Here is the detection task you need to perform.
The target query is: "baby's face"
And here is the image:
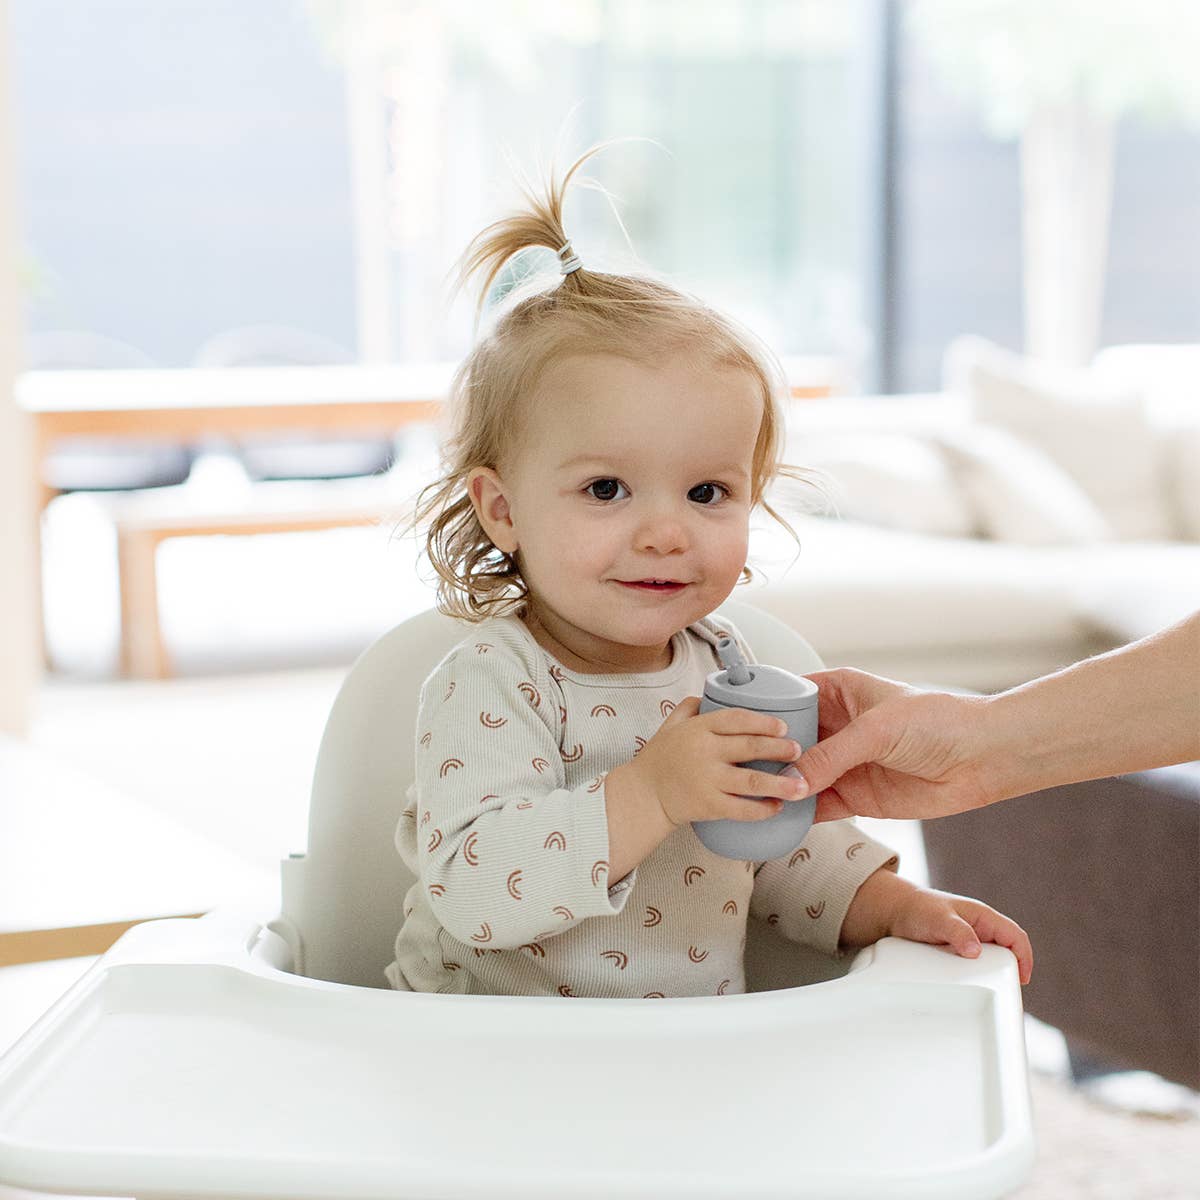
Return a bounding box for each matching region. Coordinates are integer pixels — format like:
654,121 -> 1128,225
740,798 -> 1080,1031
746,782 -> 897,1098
481,351 -> 762,672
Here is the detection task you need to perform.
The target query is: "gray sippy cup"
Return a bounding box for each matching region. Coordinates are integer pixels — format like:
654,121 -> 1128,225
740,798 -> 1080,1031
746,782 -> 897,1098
692,637 -> 818,861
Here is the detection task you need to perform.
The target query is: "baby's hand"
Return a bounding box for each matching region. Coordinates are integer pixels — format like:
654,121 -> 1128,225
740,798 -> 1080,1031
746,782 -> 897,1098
619,695 -> 807,827
890,886 -> 1033,985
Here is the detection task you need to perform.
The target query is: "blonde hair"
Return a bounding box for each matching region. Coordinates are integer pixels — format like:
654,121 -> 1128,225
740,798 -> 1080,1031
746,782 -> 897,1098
410,144 -> 809,622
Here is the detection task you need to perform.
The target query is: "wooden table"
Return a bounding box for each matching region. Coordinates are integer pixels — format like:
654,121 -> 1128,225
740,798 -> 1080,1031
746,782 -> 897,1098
20,363 -> 456,501
19,364 -> 454,675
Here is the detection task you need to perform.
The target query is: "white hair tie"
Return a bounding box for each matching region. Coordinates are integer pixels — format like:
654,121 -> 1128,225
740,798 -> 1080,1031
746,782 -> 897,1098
558,242 -> 582,276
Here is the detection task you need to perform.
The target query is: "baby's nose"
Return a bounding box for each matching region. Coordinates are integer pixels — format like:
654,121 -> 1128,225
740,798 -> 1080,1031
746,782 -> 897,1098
634,510 -> 688,553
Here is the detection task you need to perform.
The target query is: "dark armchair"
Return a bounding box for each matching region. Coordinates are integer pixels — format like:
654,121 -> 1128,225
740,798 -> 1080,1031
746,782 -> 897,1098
921,764 -> 1200,1090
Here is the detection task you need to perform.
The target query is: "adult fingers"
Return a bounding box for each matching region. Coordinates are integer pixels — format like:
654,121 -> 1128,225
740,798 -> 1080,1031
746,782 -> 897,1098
811,787 -> 856,823
791,715 -> 891,799
805,668 -> 908,731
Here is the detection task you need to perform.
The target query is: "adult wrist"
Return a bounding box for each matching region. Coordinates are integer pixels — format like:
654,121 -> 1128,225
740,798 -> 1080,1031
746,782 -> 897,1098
972,690 -> 1039,805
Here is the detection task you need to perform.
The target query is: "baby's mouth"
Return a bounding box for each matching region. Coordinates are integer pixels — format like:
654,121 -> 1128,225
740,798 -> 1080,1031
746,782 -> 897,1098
615,579 -> 689,593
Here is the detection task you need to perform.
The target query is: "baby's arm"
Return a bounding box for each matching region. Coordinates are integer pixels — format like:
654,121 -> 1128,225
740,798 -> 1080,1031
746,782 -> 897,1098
840,869 -> 1034,984
749,821 -> 899,956
411,649 -> 633,950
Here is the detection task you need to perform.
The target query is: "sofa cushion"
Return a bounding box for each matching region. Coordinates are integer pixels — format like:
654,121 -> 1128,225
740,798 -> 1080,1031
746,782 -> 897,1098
1091,344 -> 1200,542
1165,426 -> 1200,541
1066,542 -> 1200,644
748,514 -> 1200,690
798,432 -> 976,538
1091,344 -> 1200,415
748,514 -> 1085,658
935,425 -> 1111,545
944,336 -> 1173,541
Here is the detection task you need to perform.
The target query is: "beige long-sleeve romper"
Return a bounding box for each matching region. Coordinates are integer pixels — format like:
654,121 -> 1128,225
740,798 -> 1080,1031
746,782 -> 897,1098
385,611 -> 898,997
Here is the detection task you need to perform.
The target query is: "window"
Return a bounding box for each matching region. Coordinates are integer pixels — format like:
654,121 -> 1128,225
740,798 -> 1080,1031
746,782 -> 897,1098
15,0 -> 872,376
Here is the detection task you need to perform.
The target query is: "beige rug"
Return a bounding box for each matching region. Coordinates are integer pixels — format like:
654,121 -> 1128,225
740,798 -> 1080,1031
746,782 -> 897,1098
1014,1072 -> 1200,1199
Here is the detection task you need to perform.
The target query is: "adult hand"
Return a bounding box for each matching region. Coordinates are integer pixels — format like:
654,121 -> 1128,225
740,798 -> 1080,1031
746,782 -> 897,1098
792,669 -> 1000,822
793,613 -> 1200,821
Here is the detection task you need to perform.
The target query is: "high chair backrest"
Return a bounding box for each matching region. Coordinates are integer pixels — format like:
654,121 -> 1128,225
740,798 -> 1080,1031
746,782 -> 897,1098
278,599 -> 844,991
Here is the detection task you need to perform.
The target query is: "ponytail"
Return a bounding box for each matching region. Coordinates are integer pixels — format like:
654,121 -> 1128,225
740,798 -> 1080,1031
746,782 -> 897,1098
455,146 -> 600,315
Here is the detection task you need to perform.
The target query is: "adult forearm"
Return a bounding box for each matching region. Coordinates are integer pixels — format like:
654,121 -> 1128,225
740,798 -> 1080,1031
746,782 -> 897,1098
603,761 -> 676,884
981,611 -> 1200,801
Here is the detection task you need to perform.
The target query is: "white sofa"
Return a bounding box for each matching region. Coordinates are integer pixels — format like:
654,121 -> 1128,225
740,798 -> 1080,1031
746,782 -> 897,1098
747,341 -> 1200,692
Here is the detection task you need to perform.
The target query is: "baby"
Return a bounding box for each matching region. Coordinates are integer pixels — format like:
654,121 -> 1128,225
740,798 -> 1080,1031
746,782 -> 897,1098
386,147 -> 1032,998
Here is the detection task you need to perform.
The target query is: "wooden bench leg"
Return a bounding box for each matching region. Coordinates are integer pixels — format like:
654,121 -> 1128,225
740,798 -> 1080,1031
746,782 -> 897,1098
108,504 -> 411,678
33,483 -> 60,672
117,529 -> 170,679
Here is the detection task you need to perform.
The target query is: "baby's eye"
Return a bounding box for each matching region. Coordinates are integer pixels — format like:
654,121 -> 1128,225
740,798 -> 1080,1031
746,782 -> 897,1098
688,482 -> 729,506
585,478 -> 629,502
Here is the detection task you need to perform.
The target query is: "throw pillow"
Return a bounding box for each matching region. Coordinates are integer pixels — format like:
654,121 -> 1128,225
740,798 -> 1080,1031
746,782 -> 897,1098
934,425 -> 1111,545
944,336 -> 1172,541
798,432 -> 976,538
1164,424 -> 1200,542
1093,344 -> 1200,541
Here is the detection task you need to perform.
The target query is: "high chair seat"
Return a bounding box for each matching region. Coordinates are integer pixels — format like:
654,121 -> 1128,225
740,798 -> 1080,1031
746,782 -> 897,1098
0,601 -> 1035,1200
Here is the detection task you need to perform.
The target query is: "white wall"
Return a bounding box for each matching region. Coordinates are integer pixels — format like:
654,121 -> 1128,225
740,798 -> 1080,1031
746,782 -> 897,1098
0,0 -> 38,734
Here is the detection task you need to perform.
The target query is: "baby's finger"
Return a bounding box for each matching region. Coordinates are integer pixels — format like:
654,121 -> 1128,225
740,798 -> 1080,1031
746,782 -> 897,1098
725,765 -> 808,803
940,913 -> 983,960
704,706 -> 791,739
661,695 -> 701,728
724,734 -> 802,765
719,795 -> 785,823
965,907 -> 1034,985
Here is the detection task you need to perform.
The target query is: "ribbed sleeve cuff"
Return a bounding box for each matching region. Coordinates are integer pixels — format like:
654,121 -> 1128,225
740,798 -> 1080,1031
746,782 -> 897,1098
751,823 -> 899,958
815,840 -> 899,958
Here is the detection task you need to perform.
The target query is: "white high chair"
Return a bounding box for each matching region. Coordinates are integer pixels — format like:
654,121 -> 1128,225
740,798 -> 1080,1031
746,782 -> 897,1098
0,601 -> 1034,1200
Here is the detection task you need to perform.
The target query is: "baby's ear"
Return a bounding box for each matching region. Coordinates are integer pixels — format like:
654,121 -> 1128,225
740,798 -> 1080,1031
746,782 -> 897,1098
466,467 -> 518,553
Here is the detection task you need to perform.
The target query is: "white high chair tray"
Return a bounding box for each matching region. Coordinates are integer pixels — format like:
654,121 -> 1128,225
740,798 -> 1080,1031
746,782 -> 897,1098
0,916 -> 1033,1200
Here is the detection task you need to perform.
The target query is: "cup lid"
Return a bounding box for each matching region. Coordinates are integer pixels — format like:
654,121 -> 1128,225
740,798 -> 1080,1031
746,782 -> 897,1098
703,663 -> 818,712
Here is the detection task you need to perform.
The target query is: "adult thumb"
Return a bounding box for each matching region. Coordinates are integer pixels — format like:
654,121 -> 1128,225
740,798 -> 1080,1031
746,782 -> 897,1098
793,721 -> 880,797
